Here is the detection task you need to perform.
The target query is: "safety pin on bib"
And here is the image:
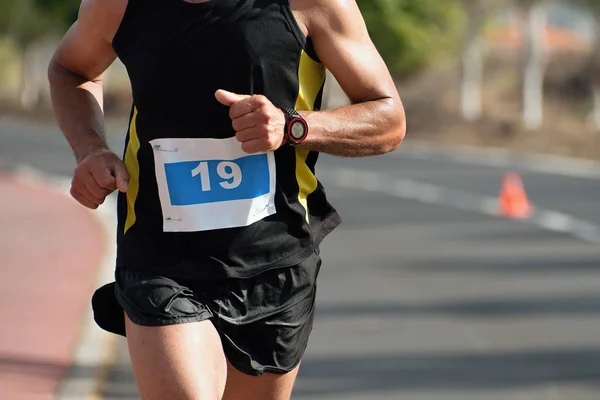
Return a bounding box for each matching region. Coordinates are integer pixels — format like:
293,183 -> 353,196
153,145 -> 179,152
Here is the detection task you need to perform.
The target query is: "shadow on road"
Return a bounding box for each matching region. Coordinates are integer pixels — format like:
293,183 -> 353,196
100,360 -> 139,399
454,227 -> 586,243
405,257 -> 600,274
295,348 -> 600,397
315,293 -> 600,318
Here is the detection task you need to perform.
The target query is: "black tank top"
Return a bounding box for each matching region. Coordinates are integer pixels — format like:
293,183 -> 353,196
112,0 -> 341,280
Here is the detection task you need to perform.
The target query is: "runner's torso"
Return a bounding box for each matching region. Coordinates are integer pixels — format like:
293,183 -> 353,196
113,0 -> 340,279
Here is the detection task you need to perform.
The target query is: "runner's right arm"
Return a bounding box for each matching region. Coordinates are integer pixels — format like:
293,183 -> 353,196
48,0 -> 130,209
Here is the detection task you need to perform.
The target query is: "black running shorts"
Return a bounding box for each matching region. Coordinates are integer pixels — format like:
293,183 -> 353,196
91,250 -> 321,376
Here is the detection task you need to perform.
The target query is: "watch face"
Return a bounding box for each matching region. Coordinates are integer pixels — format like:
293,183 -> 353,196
290,120 -> 306,140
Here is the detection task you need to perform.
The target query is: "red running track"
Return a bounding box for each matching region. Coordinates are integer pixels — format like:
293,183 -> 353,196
0,174 -> 106,400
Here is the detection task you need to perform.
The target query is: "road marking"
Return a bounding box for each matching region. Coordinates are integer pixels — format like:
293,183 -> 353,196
320,167 -> 600,245
3,163 -> 119,400
396,141 -> 600,179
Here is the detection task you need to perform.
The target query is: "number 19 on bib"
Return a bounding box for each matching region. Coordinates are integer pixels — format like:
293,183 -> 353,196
165,157 -> 269,206
151,137 -> 277,232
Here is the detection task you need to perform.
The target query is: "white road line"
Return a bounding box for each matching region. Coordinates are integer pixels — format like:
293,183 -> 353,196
2,163 -> 118,400
396,141 -> 600,179
320,167 -> 600,245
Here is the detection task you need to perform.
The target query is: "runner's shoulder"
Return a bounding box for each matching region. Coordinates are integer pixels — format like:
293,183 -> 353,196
289,0 -> 362,36
77,0 -> 128,44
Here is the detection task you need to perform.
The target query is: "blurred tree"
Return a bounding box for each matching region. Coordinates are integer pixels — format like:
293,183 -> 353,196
356,0 -> 465,77
458,0 -> 487,121
0,0 -> 79,109
456,0 -> 512,122
519,0 -> 547,130
569,0 -> 600,130
0,0 -> 79,47
33,0 -> 80,29
0,0 -> 56,48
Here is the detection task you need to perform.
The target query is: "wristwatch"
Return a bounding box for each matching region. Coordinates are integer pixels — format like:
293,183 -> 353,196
282,108 -> 308,146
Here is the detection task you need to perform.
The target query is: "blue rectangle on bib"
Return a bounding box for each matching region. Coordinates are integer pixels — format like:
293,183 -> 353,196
164,154 -> 270,206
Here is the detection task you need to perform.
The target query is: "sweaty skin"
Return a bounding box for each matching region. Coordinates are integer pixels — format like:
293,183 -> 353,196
48,1 -> 405,398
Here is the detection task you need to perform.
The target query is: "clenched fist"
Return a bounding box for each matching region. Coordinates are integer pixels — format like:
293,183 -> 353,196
215,90 -> 286,154
71,148 -> 130,209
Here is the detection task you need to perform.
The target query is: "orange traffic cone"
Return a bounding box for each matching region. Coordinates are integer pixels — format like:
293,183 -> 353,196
498,171 -> 532,218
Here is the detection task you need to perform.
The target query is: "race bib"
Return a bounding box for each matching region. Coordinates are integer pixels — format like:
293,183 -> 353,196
150,137 -> 276,232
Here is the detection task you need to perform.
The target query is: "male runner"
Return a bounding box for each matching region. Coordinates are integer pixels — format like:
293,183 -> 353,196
48,0 -> 405,399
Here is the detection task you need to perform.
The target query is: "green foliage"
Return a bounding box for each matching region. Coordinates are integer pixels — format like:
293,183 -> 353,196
0,1 -> 53,47
357,0 -> 466,77
0,0 -> 79,48
33,0 -> 80,28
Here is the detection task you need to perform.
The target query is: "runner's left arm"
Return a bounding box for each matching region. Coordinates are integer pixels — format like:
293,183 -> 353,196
296,0 -> 406,157
215,0 -> 405,157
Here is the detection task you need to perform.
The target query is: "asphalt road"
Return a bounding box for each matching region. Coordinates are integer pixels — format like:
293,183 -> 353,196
2,116 -> 600,399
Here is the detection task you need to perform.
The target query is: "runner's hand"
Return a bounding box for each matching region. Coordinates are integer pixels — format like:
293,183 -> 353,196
215,89 -> 286,154
71,149 -> 129,209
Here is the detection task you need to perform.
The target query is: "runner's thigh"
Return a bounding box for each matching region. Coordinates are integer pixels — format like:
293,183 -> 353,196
116,269 -> 228,400
125,317 -> 227,400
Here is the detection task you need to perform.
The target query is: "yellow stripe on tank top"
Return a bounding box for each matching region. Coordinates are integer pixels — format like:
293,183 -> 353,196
123,107 -> 141,234
294,50 -> 326,223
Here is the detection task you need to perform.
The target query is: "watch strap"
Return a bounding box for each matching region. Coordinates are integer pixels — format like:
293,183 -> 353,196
283,108 -> 301,119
